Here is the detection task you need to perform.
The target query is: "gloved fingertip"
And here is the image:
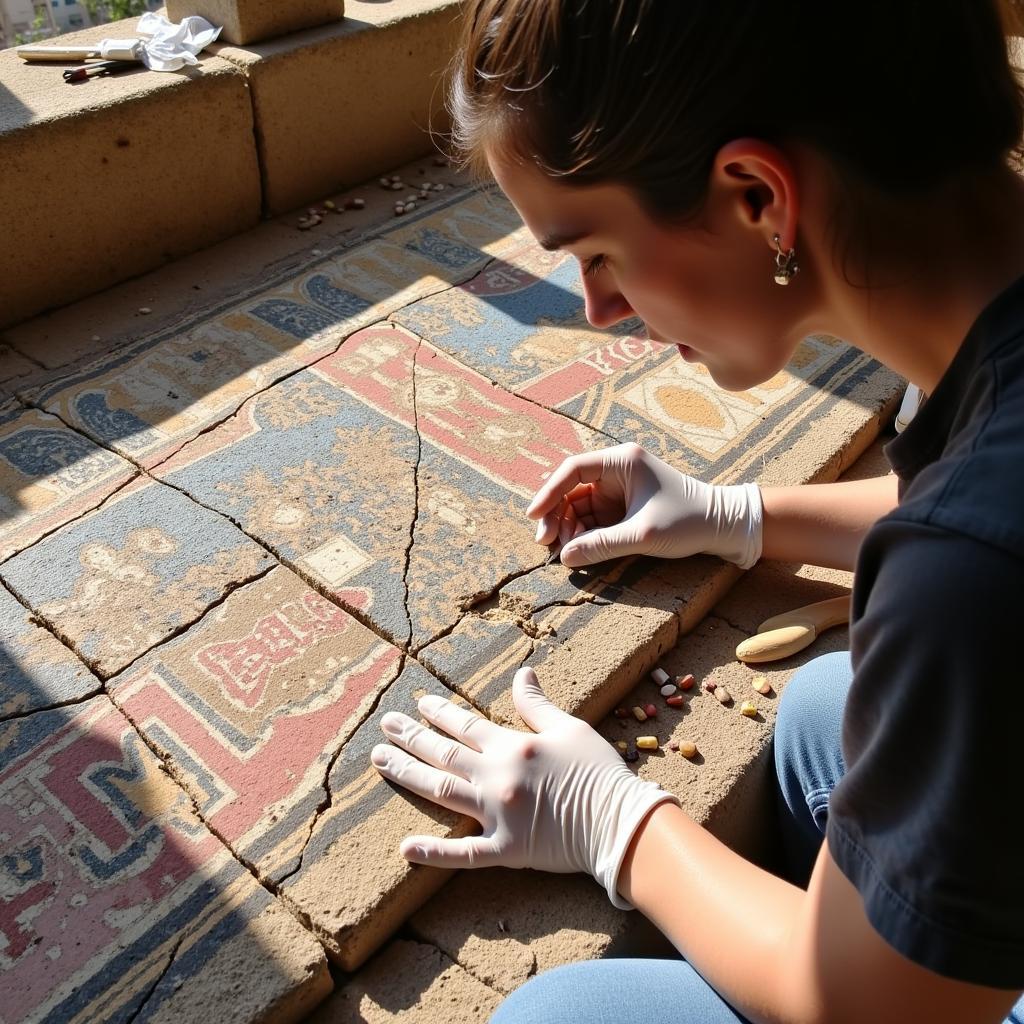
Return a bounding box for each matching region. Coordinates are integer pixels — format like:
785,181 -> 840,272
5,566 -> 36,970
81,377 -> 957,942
400,839 -> 430,862
514,665 -> 539,686
559,542 -> 585,567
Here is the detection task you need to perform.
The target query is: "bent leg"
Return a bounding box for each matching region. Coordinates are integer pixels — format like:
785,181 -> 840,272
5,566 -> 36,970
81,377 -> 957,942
772,650 -> 853,886
490,957 -> 752,1024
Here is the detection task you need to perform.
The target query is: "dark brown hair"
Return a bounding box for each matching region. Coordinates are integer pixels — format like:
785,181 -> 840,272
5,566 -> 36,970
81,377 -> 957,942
451,1 -> 1024,242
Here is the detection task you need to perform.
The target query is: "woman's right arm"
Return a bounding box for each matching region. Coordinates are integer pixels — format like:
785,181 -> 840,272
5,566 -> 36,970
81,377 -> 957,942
760,475 -> 900,572
527,444 -> 899,573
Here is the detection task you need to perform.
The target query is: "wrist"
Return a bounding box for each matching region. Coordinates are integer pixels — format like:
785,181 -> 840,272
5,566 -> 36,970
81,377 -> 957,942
593,771 -> 680,910
709,482 -> 763,569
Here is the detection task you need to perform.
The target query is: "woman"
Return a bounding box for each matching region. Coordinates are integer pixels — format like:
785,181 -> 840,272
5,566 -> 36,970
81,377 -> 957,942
370,2 -> 1024,1020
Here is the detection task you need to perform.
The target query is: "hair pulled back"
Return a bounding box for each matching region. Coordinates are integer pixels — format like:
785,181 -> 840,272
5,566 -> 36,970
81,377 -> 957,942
451,0 -> 1024,229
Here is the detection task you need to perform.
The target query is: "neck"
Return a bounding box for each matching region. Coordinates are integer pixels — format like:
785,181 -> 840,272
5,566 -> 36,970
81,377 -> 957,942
808,165 -> 1024,394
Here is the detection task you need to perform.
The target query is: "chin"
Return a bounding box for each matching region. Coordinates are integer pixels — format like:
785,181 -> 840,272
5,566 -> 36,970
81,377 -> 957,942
706,364 -> 773,393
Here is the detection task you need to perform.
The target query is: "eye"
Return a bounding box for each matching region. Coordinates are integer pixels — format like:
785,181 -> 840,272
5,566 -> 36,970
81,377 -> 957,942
582,254 -> 606,277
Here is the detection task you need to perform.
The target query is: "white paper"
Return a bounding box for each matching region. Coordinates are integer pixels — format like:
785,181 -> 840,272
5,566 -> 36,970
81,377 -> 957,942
97,13 -> 222,72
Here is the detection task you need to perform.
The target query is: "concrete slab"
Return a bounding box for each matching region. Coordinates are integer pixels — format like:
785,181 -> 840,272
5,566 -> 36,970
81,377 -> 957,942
0,20 -> 260,331
0,402 -> 136,563
0,477 -> 274,678
0,697 -> 331,1024
409,868 -> 674,996
154,324 -> 608,651
28,189 -> 524,471
0,581 -> 99,720
214,0 -> 463,214
277,659 -> 478,972
310,940 -> 503,1024
108,565 -> 404,884
393,234 -> 904,485
166,0 -> 345,45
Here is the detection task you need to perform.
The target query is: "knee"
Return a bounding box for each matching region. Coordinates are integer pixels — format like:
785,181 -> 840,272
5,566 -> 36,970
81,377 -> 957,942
489,964 -> 583,1024
774,651 -> 852,772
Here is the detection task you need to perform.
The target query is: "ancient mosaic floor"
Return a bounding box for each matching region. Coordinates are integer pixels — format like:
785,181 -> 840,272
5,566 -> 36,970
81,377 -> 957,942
0,179 -> 902,1023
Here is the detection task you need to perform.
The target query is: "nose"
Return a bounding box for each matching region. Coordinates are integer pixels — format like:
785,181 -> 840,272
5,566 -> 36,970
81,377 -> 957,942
581,272 -> 636,329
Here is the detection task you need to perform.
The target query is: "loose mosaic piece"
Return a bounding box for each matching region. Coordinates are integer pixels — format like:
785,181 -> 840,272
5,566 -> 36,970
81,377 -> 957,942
0,697 -> 331,1024
0,582 -> 98,719
0,402 -> 135,563
27,190 -> 527,471
154,324 -> 606,652
0,477 -> 274,677
107,566 -> 404,883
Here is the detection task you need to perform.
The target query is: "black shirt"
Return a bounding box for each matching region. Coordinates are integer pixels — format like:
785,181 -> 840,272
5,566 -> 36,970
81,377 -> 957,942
828,275 -> 1024,989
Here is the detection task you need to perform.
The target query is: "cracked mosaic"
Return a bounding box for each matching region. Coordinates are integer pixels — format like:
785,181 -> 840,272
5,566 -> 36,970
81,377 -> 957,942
107,566 -> 404,884
0,697 -> 330,1024
0,477 -> 274,677
154,324 -> 607,652
0,402 -> 135,563
28,190 -> 526,471
0,583 -> 97,720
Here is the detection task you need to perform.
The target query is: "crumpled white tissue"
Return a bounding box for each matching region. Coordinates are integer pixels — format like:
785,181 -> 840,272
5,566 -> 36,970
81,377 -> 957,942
98,13 -> 222,72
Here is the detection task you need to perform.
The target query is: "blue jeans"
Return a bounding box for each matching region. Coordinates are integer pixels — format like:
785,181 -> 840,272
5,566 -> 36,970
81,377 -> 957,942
491,652 -> 1024,1023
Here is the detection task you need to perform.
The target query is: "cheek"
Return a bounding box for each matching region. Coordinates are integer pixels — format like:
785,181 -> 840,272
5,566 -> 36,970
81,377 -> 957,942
625,249 -> 784,349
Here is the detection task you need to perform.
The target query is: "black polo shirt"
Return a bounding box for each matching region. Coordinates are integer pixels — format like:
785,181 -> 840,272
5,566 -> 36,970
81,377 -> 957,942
828,275 -> 1024,990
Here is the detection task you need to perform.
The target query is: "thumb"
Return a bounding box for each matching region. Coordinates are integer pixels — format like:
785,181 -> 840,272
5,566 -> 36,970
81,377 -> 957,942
559,519 -> 644,567
400,834 -> 501,869
513,667 -> 572,733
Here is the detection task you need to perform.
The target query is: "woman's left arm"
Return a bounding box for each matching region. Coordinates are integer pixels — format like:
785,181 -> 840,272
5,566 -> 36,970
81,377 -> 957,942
619,804 -> 1021,1024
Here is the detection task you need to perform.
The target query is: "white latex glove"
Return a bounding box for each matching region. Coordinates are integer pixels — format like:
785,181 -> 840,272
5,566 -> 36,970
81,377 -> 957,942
370,667 -> 679,909
528,442 -> 763,570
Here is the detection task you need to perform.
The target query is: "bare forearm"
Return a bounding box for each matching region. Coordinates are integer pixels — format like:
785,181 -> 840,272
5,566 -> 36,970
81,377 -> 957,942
619,803 -> 808,1024
759,475 -> 899,571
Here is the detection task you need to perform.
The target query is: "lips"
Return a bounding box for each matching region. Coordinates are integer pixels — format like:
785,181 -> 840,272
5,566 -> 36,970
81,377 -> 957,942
676,343 -> 694,361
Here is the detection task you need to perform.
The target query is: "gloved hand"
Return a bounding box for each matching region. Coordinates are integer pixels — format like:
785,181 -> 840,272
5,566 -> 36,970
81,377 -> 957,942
371,667 -> 679,909
528,442 -> 763,569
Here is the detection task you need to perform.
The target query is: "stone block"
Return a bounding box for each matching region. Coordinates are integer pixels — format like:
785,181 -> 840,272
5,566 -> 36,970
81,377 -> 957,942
214,0 -> 463,214
0,697 -> 331,1024
0,477 -> 274,677
277,660 -> 479,971
28,188 -> 524,471
309,940 -> 503,1024
0,19 -> 260,331
154,324 -> 608,651
166,0 -> 345,45
108,565 -> 404,883
0,582 -> 99,720
0,402 -> 136,562
409,868 -> 673,996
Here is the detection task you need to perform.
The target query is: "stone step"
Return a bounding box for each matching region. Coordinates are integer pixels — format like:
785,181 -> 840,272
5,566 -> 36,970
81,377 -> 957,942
0,0 -> 461,331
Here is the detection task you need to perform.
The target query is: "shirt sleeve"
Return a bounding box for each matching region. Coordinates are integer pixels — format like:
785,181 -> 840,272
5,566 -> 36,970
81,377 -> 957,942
827,518 -> 1024,990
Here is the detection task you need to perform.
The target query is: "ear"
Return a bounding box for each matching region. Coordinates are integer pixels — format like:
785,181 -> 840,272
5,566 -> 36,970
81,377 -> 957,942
711,139 -> 800,252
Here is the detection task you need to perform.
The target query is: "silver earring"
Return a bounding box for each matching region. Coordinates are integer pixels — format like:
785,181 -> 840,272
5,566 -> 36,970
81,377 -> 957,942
772,234 -> 799,286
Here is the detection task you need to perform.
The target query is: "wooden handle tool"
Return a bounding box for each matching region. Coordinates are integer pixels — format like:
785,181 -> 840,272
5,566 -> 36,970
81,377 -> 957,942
735,594 -> 851,664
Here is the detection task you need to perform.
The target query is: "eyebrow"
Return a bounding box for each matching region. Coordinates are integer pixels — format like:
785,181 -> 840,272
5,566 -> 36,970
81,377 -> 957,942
537,229 -> 592,252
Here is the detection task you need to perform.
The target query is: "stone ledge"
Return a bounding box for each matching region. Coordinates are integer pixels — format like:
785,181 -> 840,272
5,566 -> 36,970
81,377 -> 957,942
213,0 -> 463,215
2,0 -> 463,330
0,18 -> 262,330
